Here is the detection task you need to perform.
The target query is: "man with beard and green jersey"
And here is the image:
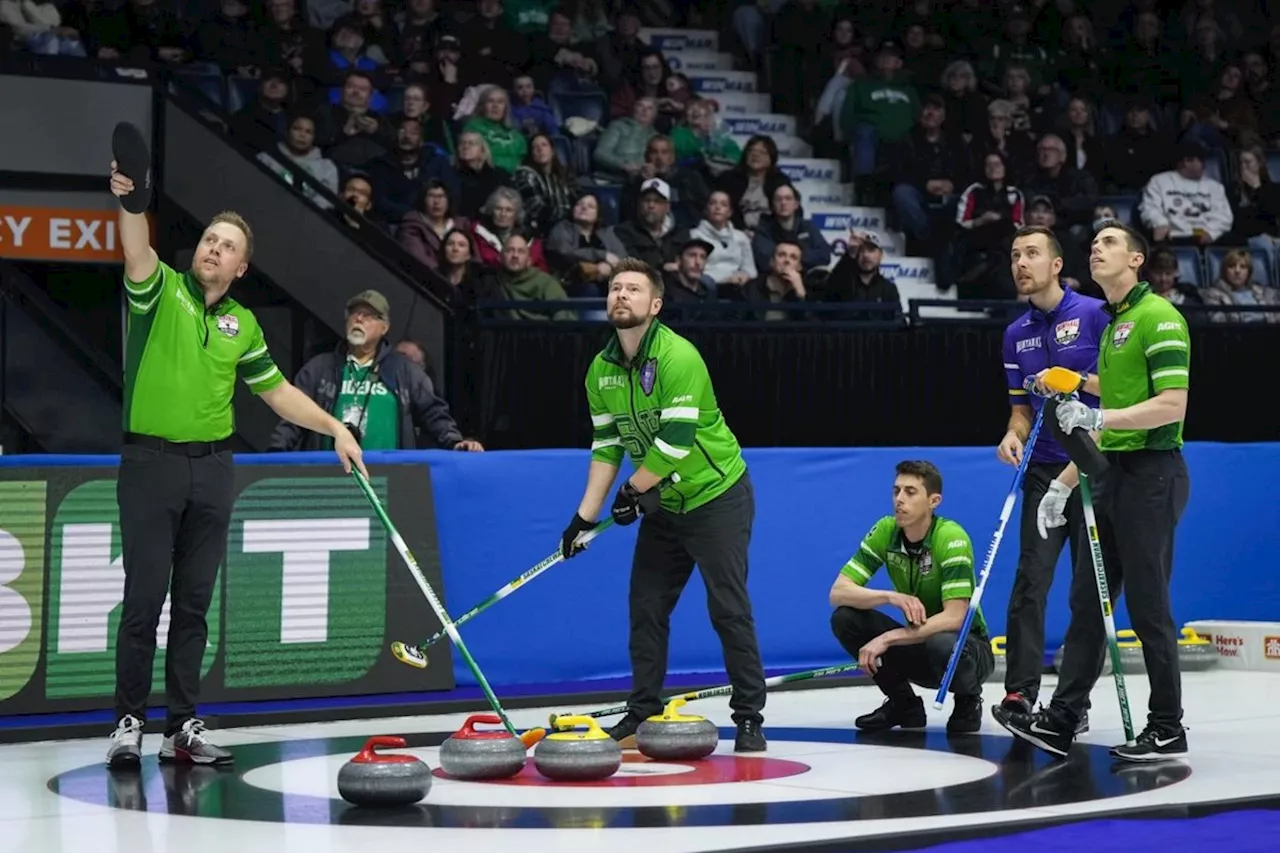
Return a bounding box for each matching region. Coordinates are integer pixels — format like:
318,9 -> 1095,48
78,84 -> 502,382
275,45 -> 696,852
559,257 -> 768,753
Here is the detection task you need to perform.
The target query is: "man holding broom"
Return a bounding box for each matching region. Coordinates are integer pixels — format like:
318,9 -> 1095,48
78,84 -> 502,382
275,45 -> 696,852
994,221 -> 1192,762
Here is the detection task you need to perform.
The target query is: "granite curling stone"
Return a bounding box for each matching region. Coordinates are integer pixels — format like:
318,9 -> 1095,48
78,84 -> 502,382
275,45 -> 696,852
986,636 -> 1007,683
534,715 -> 622,782
636,698 -> 719,761
438,714 -> 527,780
337,736 -> 432,807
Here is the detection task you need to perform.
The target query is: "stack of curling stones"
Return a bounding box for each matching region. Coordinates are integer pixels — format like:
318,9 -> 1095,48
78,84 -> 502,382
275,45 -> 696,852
534,716 -> 622,781
438,714 -> 528,780
338,735 -> 432,808
636,698 -> 720,761
1053,626 -> 1220,675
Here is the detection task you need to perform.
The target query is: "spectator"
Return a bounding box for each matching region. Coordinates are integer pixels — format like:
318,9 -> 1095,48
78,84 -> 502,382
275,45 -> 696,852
394,0 -> 446,72
524,8 -> 599,92
424,33 -> 466,119
510,74 -> 558,138
468,186 -> 549,270
267,290 -> 479,452
900,23 -> 946,93
367,116 -> 452,222
978,5 -> 1051,94
194,0 -> 265,74
451,131 -> 510,219
393,82 -> 453,155
437,227 -> 482,305
231,69 -> 293,151
1139,141 -> 1233,246
257,114 -> 340,210
598,6 -> 645,90
349,0 -> 398,65
671,99 -> 741,175
1023,133 -> 1099,233
612,178 -> 685,272
996,63 -> 1050,140
463,85 -> 528,175
308,0 -> 351,30
887,94 -> 967,267
593,97 -> 660,181
688,191 -> 757,289
511,133 -> 579,235
771,0 -> 833,117
1025,195 -> 1088,283
1109,10 -> 1180,106
260,0 -> 327,97
1222,147 -> 1280,268
817,232 -> 902,310
397,179 -> 468,270
458,0 -> 529,84
1181,18 -> 1228,100
738,239 -> 811,321
319,69 -> 392,168
5,0 -> 87,56
715,135 -> 790,232
938,60 -> 987,141
1145,247 -> 1206,309
1056,97 -> 1104,185
1054,13 -> 1110,103
1203,249 -> 1280,323
504,0 -> 555,33
1181,63 -> 1258,149
1100,101 -> 1170,194
751,183 -> 832,275
324,16 -> 390,101
337,173 -> 389,231
840,39 -> 920,179
476,232 -> 575,321
1241,50 -> 1279,147
955,152 -> 1025,298
611,51 -> 687,131
661,236 -> 719,319
615,136 -> 706,232
544,193 -> 627,295
975,99 -> 1034,186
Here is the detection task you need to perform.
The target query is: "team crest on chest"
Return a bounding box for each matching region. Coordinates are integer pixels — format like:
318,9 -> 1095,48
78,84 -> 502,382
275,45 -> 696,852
1054,318 -> 1080,345
1112,321 -> 1134,349
216,314 -> 240,338
640,358 -> 657,395
919,551 -> 933,576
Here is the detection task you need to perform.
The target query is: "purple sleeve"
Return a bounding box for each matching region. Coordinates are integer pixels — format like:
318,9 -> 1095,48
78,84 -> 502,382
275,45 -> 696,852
1002,328 -> 1028,407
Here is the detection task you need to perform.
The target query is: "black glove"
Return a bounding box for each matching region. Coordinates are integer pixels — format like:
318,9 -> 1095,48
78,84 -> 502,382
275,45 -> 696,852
560,513 -> 595,560
610,482 -> 661,526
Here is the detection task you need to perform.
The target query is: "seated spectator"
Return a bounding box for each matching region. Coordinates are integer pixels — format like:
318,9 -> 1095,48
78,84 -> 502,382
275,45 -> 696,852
974,99 -> 1034,185
1056,96 -> 1104,186
468,187 -> 549,271
1223,147 -> 1280,268
1241,49 -> 1279,148
348,0 -> 399,66
955,152 -> 1025,298
1025,196 -> 1087,284
231,69 -> 293,151
661,236 -> 719,319
887,94 -> 967,265
337,173 -> 389,231
259,0 -> 328,99
525,8 -> 600,92
437,227 -> 482,306
1145,247 -> 1205,309
477,232 -> 575,321
3,0 -> 86,56
319,69 -> 392,168
367,116 -> 453,222
938,60 -> 987,141
816,232 -> 902,309
752,182 -> 832,275
462,85 -> 528,175
451,131 -> 510,219
1203,249 -> 1280,324
612,178 -> 685,272
268,289 -> 479,452
544,194 -> 627,296
689,191 -> 757,289
610,50 -> 669,122
1054,13 -> 1110,104
978,5 -> 1051,95
597,6 -> 645,91
195,0 -> 266,75
840,39 -> 920,179
671,99 -> 741,175
737,239 -> 811,320
393,82 -> 453,154
1023,132 -> 1099,235
1181,63 -> 1259,150
1139,141 -> 1233,247
424,33 -> 466,119
715,136 -> 791,232
900,22 -> 946,96
511,133 -> 579,235
258,113 -> 340,210
458,0 -> 529,84
325,16 -> 390,103
393,0 -> 446,73
594,98 -> 660,181
397,179 -> 468,270
510,74 -> 558,138
621,135 -> 710,231
656,72 -> 695,133
1100,100 -> 1170,194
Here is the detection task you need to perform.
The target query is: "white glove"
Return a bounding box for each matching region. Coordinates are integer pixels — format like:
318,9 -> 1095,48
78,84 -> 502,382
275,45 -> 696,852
1036,480 -> 1073,539
1056,399 -> 1104,434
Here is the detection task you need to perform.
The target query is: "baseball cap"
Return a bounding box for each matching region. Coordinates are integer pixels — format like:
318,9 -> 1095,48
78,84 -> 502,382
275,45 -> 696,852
347,289 -> 390,322
1029,194 -> 1055,211
640,178 -> 671,200
680,236 -> 715,255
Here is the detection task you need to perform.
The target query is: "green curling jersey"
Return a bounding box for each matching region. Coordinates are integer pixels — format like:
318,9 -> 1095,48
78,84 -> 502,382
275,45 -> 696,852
585,320 -> 746,513
841,515 -> 987,637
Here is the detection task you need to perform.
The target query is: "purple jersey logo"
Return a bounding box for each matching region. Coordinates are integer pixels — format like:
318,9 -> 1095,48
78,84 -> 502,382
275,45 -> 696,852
640,358 -> 657,395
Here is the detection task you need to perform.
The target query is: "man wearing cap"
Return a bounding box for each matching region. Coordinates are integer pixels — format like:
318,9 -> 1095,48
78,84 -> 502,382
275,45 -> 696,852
839,39 -> 920,179
662,236 -> 718,318
269,289 -> 483,452
613,177 -> 687,271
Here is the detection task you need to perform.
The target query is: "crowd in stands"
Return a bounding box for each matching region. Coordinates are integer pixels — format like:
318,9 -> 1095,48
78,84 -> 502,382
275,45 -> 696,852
2,0 -> 1278,323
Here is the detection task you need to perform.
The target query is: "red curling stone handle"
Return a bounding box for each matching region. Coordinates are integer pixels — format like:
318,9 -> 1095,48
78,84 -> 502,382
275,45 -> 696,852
351,735 -> 417,764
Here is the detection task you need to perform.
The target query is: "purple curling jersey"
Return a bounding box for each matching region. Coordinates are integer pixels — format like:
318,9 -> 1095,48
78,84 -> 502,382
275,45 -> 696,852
1002,287 -> 1110,464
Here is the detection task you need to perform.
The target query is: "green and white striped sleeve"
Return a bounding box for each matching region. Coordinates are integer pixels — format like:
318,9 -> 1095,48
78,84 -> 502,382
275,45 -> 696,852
840,518 -> 891,586
585,370 -> 624,466
123,260 -> 167,315
236,320 -> 284,395
640,350 -> 708,478
937,525 -> 977,603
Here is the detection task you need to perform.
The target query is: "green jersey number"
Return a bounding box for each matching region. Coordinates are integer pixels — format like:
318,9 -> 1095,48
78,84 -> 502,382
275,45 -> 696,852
614,409 -> 661,459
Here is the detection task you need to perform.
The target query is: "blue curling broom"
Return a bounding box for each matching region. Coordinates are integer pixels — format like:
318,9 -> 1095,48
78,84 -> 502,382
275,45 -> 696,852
933,385 -> 1046,710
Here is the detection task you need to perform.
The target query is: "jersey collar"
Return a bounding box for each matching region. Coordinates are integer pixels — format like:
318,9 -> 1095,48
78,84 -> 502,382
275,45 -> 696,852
183,270 -> 232,313
1104,282 -> 1150,317
1028,284 -> 1076,321
887,515 -> 939,554
602,318 -> 663,368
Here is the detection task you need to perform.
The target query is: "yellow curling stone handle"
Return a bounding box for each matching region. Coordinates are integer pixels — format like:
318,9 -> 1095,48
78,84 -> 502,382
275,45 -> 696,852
991,636 -> 1007,655
547,714 -> 611,741
646,697 -> 706,723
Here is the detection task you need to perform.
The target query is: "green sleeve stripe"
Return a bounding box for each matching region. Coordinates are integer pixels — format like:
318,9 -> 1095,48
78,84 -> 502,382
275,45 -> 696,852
244,365 -> 282,387
1151,367 -> 1189,384
593,424 -> 620,439
1145,339 -> 1188,356
841,560 -> 873,583
1147,349 -> 1189,371
660,406 -> 699,423
591,437 -> 622,451
942,580 -> 971,591
123,267 -> 161,296
641,447 -> 678,478
653,436 -> 691,460
940,555 -> 971,568
127,291 -> 161,314
239,354 -> 276,376
656,421 -> 696,448
238,344 -> 268,364
592,446 -> 625,465
591,413 -> 615,427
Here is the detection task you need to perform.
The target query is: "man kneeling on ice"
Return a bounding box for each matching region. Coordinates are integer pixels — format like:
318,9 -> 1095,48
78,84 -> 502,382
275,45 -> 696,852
828,460 -> 994,734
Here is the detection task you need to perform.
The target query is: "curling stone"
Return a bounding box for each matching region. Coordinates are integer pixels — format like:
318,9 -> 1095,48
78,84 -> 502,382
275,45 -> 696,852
1053,630 -> 1147,675
337,736 -> 431,807
1178,627 -> 1220,672
986,636 -> 1008,683
533,715 -> 622,782
438,714 -> 527,780
635,698 -> 719,761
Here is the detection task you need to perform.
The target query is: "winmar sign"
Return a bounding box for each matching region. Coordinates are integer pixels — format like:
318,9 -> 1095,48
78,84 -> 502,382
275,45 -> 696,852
0,464 -> 453,716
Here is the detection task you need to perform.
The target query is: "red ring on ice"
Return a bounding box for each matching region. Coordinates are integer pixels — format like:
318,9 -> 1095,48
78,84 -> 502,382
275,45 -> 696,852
434,753 -> 811,787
